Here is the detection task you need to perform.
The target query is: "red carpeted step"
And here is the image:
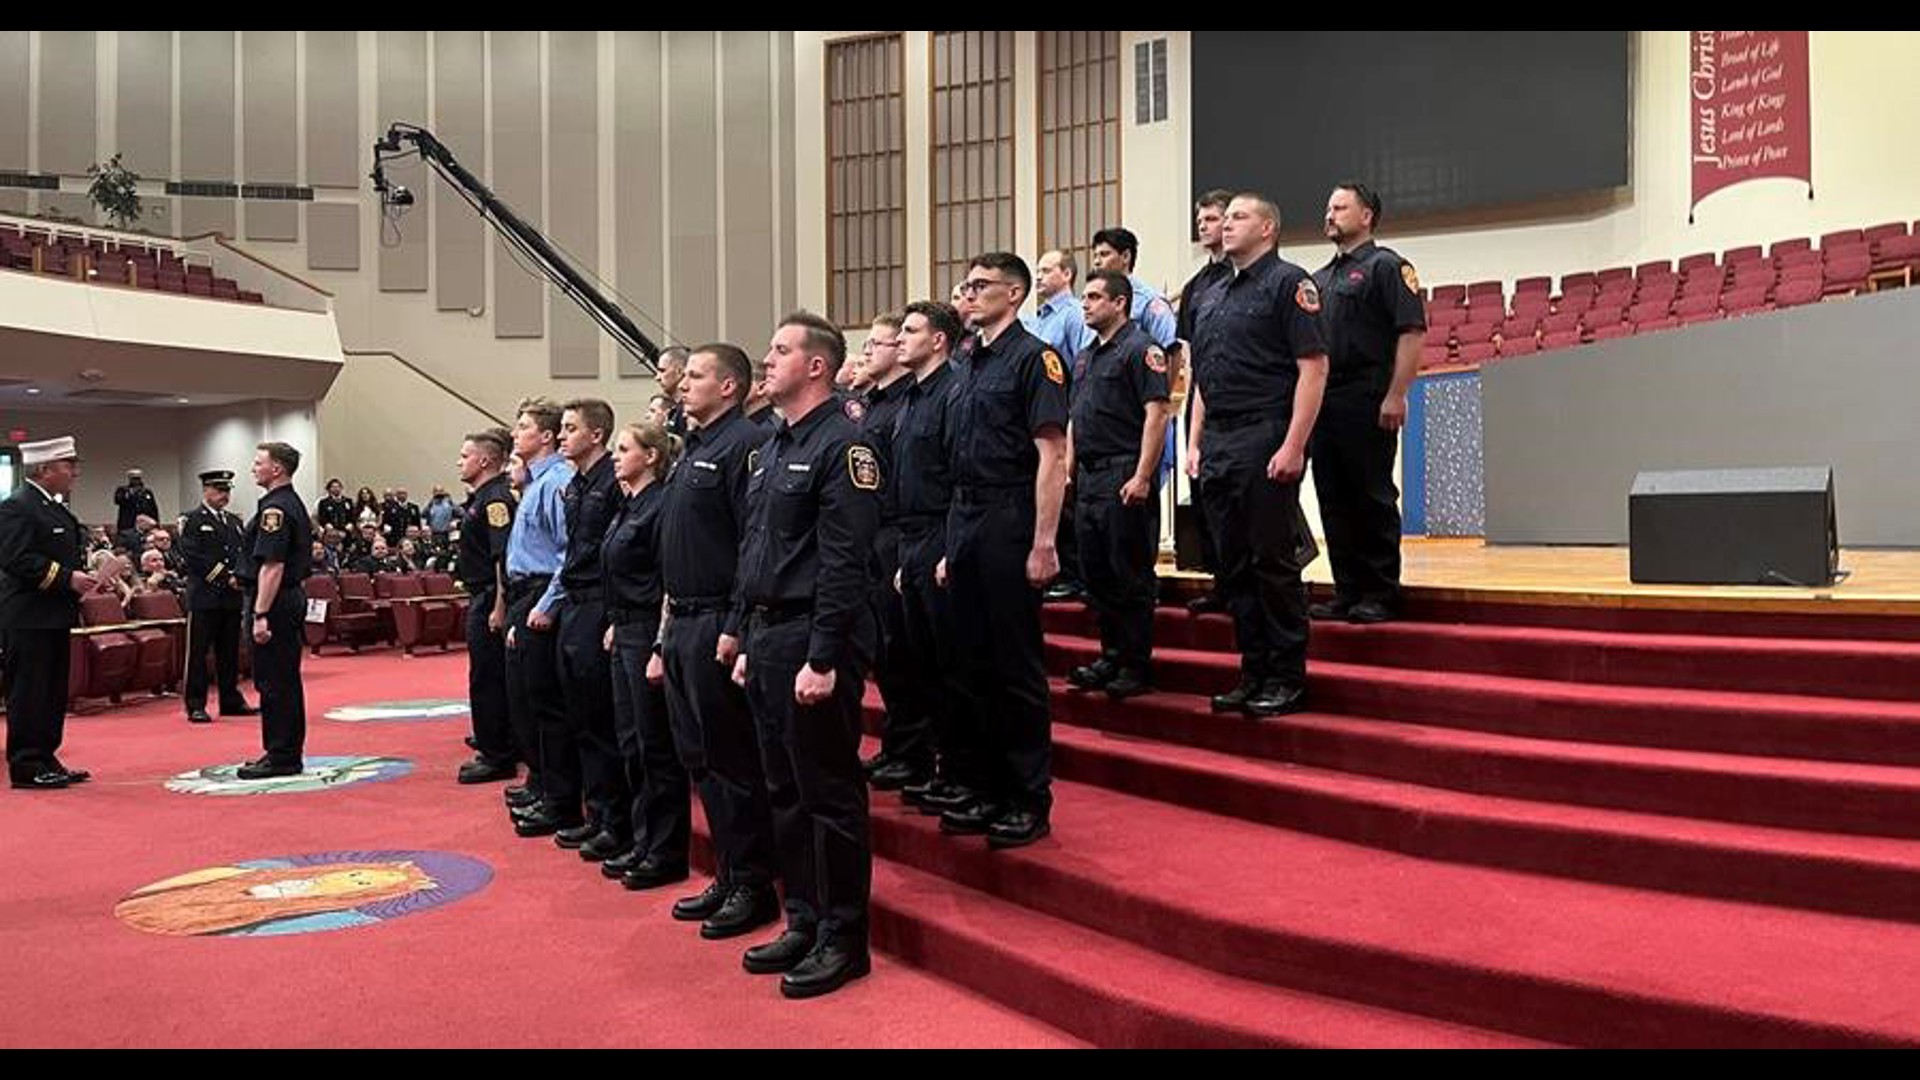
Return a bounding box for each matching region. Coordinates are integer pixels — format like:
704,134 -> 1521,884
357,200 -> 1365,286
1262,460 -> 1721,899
865,777 -> 1920,1047
869,856 -> 1550,1048
1045,635 -> 1920,766
1039,722 -> 1920,923
1043,684 -> 1920,839
1044,605 -> 1920,700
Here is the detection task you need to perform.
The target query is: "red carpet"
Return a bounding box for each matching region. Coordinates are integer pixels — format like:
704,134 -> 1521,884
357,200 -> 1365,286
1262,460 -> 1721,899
0,650 -> 1077,1049
12,596 -> 1920,1046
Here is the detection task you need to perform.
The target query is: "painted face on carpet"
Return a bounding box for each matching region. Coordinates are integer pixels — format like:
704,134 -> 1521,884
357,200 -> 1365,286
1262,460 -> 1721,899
324,699 -> 471,723
115,852 -> 493,938
166,755 -> 414,796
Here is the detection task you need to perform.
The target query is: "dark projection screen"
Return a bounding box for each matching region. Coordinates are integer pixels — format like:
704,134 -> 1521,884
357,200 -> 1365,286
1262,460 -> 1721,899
1192,31 -> 1632,230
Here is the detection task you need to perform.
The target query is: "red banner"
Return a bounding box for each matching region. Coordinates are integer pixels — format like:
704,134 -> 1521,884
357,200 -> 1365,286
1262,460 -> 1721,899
1690,31 -> 1812,215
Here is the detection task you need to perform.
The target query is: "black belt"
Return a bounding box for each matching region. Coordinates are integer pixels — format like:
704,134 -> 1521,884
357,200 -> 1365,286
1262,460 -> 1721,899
506,574 -> 551,600
1077,455 -> 1133,473
748,601 -> 812,626
667,596 -> 728,617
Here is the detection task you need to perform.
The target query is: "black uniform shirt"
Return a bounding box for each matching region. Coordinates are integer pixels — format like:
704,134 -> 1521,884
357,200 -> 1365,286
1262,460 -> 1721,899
1314,240 -> 1427,398
1070,320 -> 1172,465
457,474 -> 515,591
947,321 -> 1070,489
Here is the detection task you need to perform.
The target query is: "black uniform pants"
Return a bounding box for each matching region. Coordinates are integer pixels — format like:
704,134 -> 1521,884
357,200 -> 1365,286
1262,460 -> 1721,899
662,607 -> 777,888
1074,461 -> 1160,671
611,617 -> 691,866
898,526 -> 981,791
948,488 -> 1052,815
745,613 -> 870,945
184,605 -> 245,715
1200,419 -> 1311,684
873,527 -> 934,774
556,595 -> 629,838
4,628 -> 70,778
254,590 -> 308,764
504,578 -> 560,799
1310,392 -> 1403,608
465,585 -> 515,764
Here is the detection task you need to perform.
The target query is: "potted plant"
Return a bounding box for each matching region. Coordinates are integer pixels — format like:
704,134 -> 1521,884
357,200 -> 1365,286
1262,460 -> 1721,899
86,153 -> 143,231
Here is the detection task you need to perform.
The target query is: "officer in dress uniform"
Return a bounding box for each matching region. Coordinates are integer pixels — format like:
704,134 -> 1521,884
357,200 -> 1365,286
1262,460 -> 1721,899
1,436 -> 95,791
454,429 -> 519,785
177,469 -> 257,724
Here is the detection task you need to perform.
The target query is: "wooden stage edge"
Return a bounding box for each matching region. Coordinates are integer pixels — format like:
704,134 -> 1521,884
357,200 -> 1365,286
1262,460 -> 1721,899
1157,540 -> 1920,617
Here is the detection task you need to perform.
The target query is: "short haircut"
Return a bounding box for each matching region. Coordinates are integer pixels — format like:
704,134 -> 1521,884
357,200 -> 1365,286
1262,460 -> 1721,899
903,300 -> 965,355
464,427 -> 511,463
1085,270 -> 1134,312
696,343 -> 754,404
561,399 -> 616,445
1196,189 -> 1234,214
870,312 -> 903,335
967,252 -> 1033,299
1092,227 -> 1140,269
516,396 -> 564,439
778,311 -> 848,373
257,442 -> 301,476
1233,192 -> 1283,230
658,346 -> 691,370
1042,249 -> 1079,284
1335,180 -> 1384,228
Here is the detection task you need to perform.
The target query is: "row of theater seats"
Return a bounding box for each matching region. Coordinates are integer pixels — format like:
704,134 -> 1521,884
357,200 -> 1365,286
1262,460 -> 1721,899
302,572 -> 469,656
0,226 -> 266,304
68,592 -> 197,706
1416,221 -> 1920,369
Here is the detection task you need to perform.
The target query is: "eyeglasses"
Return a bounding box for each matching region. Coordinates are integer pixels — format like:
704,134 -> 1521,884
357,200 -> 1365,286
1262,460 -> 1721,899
863,338 -> 902,353
958,278 -> 1006,296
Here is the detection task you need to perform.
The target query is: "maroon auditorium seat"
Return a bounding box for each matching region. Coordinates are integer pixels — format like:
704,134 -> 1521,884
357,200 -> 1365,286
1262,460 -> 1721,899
1457,342 -> 1497,365
126,592 -> 188,693
1497,335 -> 1540,358
1674,294 -> 1721,321
1819,229 -> 1865,252
1540,311 -> 1582,337
1454,321 -> 1498,347
75,595 -> 140,703
1419,344 -> 1452,369
1864,222 -> 1908,247
1590,322 -> 1633,343
1628,300 -> 1673,325
1724,245 -> 1765,266
1722,287 -> 1772,317
1514,276 -> 1552,297
1582,307 -> 1626,334
1427,306 -> 1470,331
1770,238 -> 1812,260
1677,252 -> 1718,277
1775,277 -> 1823,308
1541,328 -> 1583,352
1822,252 -> 1871,295
1595,267 -> 1633,288
1430,284 -> 1467,308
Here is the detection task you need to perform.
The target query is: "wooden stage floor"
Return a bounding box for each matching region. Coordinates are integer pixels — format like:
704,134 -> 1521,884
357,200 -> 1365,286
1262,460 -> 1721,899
1164,540 -> 1920,616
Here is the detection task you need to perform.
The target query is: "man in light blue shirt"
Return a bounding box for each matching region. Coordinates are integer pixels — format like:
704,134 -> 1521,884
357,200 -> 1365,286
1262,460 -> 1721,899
1091,227 -> 1178,348
1023,249 -> 1092,362
501,397 -> 574,814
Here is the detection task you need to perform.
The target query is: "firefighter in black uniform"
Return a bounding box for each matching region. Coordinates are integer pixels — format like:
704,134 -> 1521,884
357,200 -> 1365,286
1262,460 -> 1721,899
731,312 -> 881,1000
1186,194 -> 1328,718
1310,182 -> 1427,624
1066,271 -> 1173,699
941,253 -> 1070,850
178,469 -> 256,724
2,436 -> 95,791
455,429 -> 518,785
113,469 -> 160,533
546,400 -> 630,863
649,345 -> 784,934
239,442 -> 315,778
600,419 -> 689,891
1177,190 -> 1235,614
852,313 -> 927,792
316,479 -> 355,533
891,301 -> 982,818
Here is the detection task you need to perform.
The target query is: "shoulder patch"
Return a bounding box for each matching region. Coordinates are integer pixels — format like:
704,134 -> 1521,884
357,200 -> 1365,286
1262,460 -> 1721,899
1148,297 -> 1172,317
1295,278 -> 1323,315
1144,345 -> 1169,375
1042,349 -> 1066,386
261,508 -> 284,534
848,445 -> 882,492
844,398 -> 868,424
1401,263 -> 1422,295
487,502 -> 511,529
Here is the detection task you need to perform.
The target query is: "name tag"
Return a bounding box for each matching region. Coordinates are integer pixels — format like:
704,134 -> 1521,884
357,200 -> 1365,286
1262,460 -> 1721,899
52,527 -> 65,535
201,525 -> 215,532
786,463 -> 812,474
692,460 -> 719,472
